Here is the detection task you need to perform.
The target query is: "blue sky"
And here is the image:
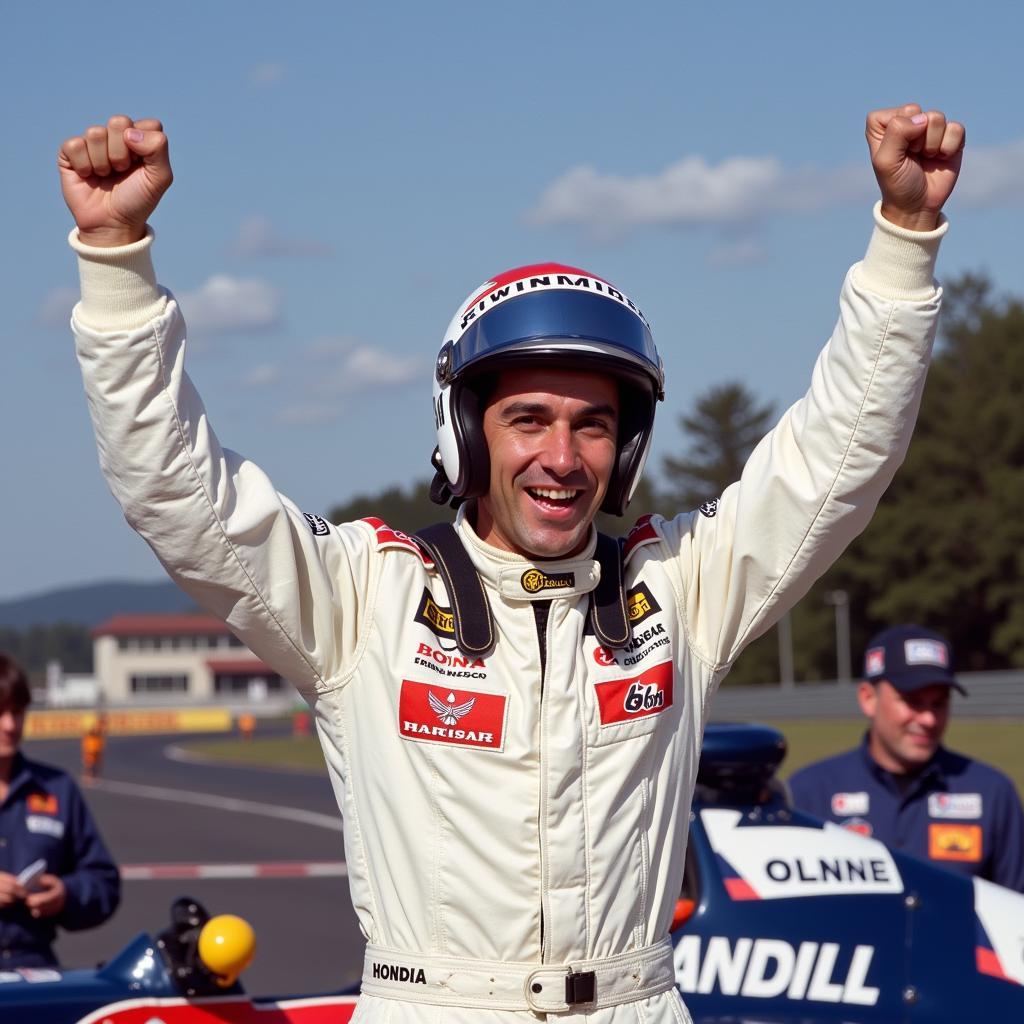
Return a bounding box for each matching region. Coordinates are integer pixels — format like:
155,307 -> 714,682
2,1 -> 1022,600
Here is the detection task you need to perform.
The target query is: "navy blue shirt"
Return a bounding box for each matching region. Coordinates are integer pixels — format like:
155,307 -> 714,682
0,753 -> 120,967
788,736 -> 1024,892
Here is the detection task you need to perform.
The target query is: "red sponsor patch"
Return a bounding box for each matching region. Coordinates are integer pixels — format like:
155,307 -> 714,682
399,680 -> 507,750
593,645 -> 616,666
362,518 -> 434,567
27,793 -> 58,815
623,514 -> 660,561
594,661 -> 673,726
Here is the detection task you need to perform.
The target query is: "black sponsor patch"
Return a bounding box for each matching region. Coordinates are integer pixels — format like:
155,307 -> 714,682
698,499 -> 719,518
521,569 -> 575,594
303,513 -> 331,536
414,588 -> 455,638
626,584 -> 661,626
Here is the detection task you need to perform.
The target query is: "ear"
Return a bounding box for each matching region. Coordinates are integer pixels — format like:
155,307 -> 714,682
857,681 -> 877,719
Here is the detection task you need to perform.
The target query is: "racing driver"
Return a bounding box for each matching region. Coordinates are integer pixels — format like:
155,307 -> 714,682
59,104 -> 963,1023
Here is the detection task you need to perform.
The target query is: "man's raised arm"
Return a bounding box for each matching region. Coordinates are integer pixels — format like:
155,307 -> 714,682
59,116 -> 374,702
654,103 -> 965,675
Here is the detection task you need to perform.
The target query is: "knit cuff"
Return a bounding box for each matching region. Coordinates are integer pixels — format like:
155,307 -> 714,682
855,201 -> 948,301
68,227 -> 167,330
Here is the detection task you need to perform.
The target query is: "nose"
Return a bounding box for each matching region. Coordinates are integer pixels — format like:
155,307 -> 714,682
541,422 -> 581,476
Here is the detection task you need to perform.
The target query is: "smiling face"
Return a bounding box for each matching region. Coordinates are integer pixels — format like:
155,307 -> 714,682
475,367 -> 619,560
858,680 -> 951,774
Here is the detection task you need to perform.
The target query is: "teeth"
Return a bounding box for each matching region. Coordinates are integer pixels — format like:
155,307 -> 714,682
530,488 -> 577,501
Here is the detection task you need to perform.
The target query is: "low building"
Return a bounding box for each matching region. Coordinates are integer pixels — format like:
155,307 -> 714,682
93,614 -> 289,703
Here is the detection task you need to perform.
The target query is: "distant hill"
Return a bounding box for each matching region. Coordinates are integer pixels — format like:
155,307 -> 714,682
0,580 -> 196,630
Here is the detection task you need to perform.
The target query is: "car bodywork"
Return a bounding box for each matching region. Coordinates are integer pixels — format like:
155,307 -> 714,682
6,724 -> 1023,1023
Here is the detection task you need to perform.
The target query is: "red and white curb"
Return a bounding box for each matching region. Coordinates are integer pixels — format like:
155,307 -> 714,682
121,861 -> 347,880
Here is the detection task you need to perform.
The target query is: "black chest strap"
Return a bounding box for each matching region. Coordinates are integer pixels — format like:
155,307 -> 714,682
414,523 -> 495,657
413,524 -> 631,657
590,532 -> 630,649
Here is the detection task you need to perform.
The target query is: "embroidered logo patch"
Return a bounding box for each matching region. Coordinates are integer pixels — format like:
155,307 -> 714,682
27,793 -> 58,815
521,569 -> 574,594
905,638 -> 949,668
627,584 -> 661,626
698,498 -> 719,518
399,681 -> 507,750
929,823 -> 982,862
303,513 -> 331,536
928,793 -> 983,819
594,661 -> 673,726
831,792 -> 870,816
413,588 -> 455,641
26,815 -> 64,839
865,647 -> 885,677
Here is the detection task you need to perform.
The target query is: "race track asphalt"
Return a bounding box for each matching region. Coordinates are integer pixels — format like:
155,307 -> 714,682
24,729 -> 364,997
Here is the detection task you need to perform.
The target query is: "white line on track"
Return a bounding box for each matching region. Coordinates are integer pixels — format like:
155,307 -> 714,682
88,777 -> 343,832
121,861 -> 348,880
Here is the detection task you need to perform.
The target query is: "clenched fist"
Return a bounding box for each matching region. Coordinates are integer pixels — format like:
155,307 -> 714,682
867,104 -> 965,231
58,114 -> 173,247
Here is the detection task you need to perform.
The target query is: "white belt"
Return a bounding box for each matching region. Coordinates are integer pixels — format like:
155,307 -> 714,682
361,938 -> 676,1013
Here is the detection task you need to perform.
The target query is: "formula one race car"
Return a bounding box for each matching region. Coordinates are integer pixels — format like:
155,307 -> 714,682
7,724 -> 1024,1023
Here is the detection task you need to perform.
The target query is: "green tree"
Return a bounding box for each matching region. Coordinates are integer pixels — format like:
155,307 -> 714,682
661,382 -> 775,509
328,480 -> 452,533
833,273 -> 1024,669
731,272 -> 1024,683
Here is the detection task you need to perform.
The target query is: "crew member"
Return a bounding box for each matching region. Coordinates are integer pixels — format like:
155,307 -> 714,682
59,104 -> 962,1021
789,625 -> 1024,891
80,720 -> 105,783
0,654 -> 120,967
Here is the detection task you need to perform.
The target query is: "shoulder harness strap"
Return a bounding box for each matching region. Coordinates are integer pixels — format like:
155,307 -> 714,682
413,523 -> 495,657
590,533 -> 630,649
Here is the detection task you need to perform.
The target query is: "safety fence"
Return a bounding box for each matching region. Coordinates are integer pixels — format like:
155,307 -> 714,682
710,671 -> 1024,720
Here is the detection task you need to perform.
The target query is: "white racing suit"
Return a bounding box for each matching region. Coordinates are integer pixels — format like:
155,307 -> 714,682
70,205 -> 945,1024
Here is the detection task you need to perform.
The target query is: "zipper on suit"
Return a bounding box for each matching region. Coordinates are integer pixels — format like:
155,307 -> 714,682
533,600 -> 552,962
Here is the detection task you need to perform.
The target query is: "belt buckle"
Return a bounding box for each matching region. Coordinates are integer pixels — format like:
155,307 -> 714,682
524,967 -> 596,1013
565,970 -> 596,1005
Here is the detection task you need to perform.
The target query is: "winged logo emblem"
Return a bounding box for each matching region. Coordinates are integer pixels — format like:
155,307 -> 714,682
428,689 -> 476,726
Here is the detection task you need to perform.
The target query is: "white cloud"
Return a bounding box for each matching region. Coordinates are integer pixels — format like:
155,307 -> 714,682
36,286 -> 79,328
275,341 -> 422,423
229,216 -> 332,259
526,138 -> 1024,237
325,345 -> 421,391
249,62 -> 285,87
242,363 -> 279,389
527,156 -> 871,237
178,276 -> 282,334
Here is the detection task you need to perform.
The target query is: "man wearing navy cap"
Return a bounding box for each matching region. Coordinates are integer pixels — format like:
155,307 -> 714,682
789,625 -> 1024,891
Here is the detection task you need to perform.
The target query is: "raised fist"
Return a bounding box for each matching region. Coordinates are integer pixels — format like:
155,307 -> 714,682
866,104 -> 965,231
58,114 -> 173,247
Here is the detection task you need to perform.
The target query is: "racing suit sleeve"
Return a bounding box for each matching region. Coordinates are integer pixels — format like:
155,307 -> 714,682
652,204 -> 947,680
56,782 -> 120,931
69,229 -> 378,701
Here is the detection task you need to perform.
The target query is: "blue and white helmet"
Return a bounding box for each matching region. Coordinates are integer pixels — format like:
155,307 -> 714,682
431,263 -> 664,516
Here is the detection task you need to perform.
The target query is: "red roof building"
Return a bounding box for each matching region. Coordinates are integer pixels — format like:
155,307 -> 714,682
92,613 -> 287,703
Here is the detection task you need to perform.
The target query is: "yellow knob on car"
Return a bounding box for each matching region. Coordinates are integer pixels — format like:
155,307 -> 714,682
197,914 -> 256,986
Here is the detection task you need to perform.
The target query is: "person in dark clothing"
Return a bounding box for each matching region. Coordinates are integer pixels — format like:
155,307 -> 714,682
0,654 -> 120,967
789,625 -> 1024,892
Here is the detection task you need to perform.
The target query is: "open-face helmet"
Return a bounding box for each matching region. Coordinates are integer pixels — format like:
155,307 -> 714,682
431,263 -> 664,516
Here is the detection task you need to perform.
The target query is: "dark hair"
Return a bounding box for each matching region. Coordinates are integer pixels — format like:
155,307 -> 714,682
0,654 -> 31,712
